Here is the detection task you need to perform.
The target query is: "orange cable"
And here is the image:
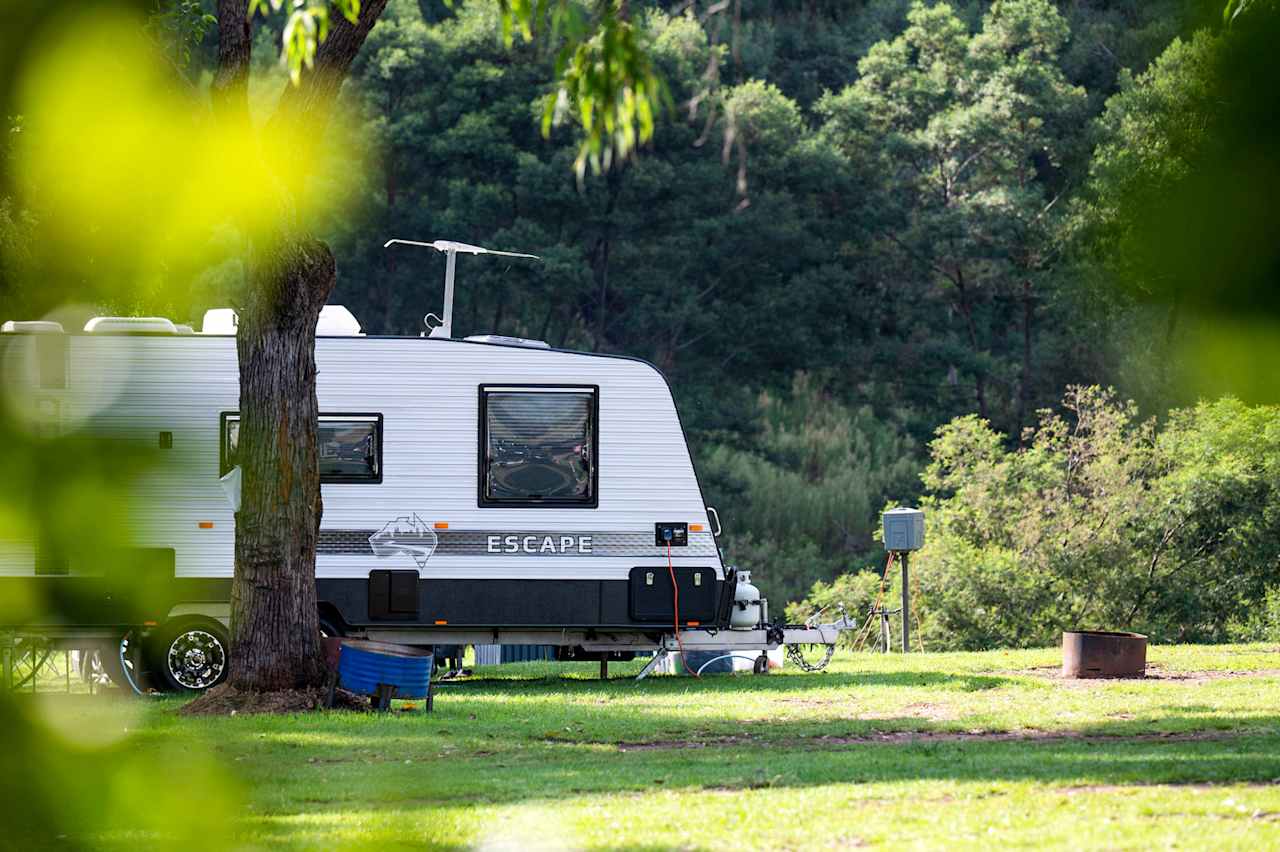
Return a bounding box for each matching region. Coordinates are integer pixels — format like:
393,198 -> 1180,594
668,541 -> 699,678
853,551 -> 898,652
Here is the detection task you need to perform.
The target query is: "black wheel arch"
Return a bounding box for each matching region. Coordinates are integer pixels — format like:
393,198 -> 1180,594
317,602 -> 348,637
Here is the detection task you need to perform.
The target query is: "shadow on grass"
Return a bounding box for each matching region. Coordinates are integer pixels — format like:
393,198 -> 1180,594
36,656 -> 1273,843
196,698 -> 1280,789
435,669 -> 1015,695
225,720 -> 1280,845
108,673 -> 1280,850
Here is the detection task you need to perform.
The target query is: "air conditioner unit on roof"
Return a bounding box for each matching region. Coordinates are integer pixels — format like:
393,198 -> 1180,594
1,320 -> 65,334
84,317 -> 178,335
200,308 -> 238,335
200,306 -> 363,336
316,305 -> 363,336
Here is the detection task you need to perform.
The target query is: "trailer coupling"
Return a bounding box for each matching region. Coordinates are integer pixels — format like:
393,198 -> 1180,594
633,616 -> 856,679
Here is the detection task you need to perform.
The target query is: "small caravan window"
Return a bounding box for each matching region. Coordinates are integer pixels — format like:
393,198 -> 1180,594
480,386 -> 597,507
220,413 -> 382,483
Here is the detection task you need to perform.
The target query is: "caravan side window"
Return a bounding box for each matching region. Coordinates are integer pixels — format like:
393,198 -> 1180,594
220,413 -> 383,483
479,386 -> 598,507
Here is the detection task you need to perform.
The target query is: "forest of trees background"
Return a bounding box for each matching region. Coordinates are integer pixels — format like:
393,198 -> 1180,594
4,0 -> 1278,648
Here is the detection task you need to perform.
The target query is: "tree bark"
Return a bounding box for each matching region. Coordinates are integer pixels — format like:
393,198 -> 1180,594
1017,276 -> 1033,440
211,0 -> 387,695
953,265 -> 988,420
591,168 -> 622,352
229,234 -> 336,691
212,0 -> 251,125
273,0 -> 391,130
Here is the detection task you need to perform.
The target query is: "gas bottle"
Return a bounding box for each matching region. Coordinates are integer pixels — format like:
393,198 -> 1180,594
731,571 -> 762,629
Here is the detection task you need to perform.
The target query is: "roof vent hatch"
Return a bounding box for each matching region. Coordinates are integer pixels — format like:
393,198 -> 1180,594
463,334 -> 551,350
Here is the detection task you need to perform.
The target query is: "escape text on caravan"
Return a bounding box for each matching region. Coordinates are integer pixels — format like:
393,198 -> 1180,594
487,534 -> 594,554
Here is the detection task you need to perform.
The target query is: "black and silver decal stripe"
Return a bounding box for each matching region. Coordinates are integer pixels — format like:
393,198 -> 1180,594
318,530 -> 718,557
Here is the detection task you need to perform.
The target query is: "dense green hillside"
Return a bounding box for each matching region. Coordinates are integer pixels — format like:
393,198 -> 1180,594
5,0 -> 1272,617
305,0 -> 1190,603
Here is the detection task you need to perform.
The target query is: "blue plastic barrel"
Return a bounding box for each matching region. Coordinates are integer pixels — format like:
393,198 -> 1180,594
337,640 -> 434,699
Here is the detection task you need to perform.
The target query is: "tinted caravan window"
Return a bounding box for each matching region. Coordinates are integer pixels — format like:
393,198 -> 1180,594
221,413 -> 382,483
480,387 -> 597,506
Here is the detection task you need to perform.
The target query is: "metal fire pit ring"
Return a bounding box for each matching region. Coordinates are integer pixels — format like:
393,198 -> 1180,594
1062,630 -> 1147,679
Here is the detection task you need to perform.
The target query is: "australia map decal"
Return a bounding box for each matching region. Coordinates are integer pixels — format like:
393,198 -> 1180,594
369,513 -> 438,568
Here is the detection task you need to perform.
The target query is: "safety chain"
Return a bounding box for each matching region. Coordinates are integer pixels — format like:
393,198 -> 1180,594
780,603 -> 854,672
786,642 -> 835,672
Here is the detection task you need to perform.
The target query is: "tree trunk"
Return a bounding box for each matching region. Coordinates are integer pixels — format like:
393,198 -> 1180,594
272,0 -> 391,126
592,167 -> 622,352
1017,277 -> 1034,439
212,0 -> 251,125
953,267 -> 988,421
229,233 -> 336,691
209,0 -> 387,696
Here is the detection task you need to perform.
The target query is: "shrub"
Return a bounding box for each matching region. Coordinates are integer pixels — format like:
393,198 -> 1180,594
791,387 -> 1280,649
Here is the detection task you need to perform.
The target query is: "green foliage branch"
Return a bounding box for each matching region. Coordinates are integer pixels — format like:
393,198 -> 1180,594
253,0 -> 665,175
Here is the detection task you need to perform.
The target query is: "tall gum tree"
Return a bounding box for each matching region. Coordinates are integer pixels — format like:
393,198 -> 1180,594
210,0 -> 391,691
203,0 -> 664,694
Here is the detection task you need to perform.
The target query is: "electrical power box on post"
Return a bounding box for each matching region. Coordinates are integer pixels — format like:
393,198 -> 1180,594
882,507 -> 925,551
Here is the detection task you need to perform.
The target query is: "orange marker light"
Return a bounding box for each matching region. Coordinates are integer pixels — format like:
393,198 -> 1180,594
434,620 -> 448,625
198,521 -> 214,529
687,620 -> 700,627
690,524 -> 704,532
434,522 -> 449,529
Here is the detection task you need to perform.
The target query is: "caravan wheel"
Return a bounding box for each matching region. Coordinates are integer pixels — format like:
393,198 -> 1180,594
79,640 -> 128,689
153,621 -> 230,692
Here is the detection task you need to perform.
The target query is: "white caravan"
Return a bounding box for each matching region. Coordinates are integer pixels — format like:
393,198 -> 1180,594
0,242 -> 846,690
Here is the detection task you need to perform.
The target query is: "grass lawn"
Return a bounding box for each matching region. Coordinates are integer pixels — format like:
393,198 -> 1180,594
24,644 -> 1280,850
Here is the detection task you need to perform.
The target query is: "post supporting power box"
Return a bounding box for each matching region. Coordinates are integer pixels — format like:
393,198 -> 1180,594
882,507 -> 924,653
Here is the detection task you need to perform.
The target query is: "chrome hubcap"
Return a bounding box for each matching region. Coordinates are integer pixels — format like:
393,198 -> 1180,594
167,629 -> 226,690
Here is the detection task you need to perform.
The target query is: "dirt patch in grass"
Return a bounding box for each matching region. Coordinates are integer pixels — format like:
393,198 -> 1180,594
1012,664 -> 1280,684
777,697 -> 842,707
1143,665 -> 1280,682
608,729 -> 1243,752
776,699 -> 959,721
861,702 -> 959,722
1060,782 -> 1280,795
180,683 -> 370,716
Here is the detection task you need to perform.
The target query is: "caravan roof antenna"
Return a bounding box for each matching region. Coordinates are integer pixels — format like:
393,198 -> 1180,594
382,239 -> 541,339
